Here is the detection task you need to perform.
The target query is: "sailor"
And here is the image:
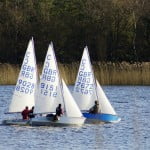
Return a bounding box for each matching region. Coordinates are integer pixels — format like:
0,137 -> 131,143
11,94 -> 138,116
89,100 -> 99,114
53,104 -> 63,121
56,104 -> 63,116
28,106 -> 35,118
21,106 -> 29,120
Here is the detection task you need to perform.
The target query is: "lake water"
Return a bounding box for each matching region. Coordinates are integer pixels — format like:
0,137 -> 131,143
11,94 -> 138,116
0,85 -> 149,150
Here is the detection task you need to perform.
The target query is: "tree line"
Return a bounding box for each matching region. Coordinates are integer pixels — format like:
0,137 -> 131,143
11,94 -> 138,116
0,0 -> 149,64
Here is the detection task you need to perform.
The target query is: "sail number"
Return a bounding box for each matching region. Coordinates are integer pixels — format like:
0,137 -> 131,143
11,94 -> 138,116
39,54 -> 57,97
40,83 -> 57,97
15,79 -> 34,94
75,71 -> 94,95
75,58 -> 94,95
42,55 -> 57,82
75,82 -> 93,95
21,51 -> 35,79
21,68 -> 35,79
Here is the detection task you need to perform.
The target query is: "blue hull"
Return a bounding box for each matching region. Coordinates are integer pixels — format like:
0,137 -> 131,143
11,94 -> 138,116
83,112 -> 121,123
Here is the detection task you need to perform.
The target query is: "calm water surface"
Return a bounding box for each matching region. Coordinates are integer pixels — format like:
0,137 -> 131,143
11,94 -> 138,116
0,85 -> 149,150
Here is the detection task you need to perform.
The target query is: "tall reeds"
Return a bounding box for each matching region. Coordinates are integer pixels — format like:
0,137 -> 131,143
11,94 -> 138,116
0,63 -> 20,85
93,62 -> 150,85
0,62 -> 149,85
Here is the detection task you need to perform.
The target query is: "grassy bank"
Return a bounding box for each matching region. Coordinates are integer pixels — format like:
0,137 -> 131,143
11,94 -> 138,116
0,62 -> 149,85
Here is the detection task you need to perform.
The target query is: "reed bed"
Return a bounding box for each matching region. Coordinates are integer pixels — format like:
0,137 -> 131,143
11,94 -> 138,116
0,62 -> 149,85
0,63 -> 20,85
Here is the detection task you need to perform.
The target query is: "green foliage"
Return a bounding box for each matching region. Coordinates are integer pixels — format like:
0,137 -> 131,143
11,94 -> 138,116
0,0 -> 149,64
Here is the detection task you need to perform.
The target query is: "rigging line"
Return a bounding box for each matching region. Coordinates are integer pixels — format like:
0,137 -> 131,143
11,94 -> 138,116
31,37 -> 39,107
51,42 -> 66,114
86,46 -> 98,100
86,46 -> 102,112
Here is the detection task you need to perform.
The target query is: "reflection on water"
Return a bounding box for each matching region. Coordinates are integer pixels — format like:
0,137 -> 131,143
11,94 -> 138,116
0,85 -> 150,150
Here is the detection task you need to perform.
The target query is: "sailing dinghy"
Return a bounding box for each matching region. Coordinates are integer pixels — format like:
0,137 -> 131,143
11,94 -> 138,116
3,38 -> 38,125
30,43 -> 85,126
73,46 -> 121,123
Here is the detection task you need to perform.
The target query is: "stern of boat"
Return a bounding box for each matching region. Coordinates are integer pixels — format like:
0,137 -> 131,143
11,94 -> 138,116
83,112 -> 121,123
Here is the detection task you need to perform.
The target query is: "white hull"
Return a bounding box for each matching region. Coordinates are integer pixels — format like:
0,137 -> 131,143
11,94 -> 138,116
3,119 -> 30,126
30,116 -> 85,126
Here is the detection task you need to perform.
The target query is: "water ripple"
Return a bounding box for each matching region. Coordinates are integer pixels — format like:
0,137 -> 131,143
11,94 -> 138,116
0,85 -> 150,150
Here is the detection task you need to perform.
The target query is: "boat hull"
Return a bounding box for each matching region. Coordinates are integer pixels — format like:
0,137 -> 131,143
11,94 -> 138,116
30,116 -> 85,126
2,119 -> 30,126
83,112 -> 121,123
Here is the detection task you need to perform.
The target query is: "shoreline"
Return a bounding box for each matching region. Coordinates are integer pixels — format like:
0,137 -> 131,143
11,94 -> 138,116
0,62 -> 149,85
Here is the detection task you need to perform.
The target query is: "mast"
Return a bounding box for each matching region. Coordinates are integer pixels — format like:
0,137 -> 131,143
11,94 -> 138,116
51,42 -> 66,114
86,46 -> 103,112
86,46 -> 98,100
31,37 -> 39,103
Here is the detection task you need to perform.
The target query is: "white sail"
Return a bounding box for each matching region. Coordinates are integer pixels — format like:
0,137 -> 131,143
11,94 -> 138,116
73,46 -> 117,115
96,80 -> 116,115
73,46 -> 95,110
62,79 -> 83,117
34,43 -> 63,114
9,38 -> 38,112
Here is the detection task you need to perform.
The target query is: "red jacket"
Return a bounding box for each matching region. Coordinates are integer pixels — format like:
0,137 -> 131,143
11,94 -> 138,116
22,109 -> 29,120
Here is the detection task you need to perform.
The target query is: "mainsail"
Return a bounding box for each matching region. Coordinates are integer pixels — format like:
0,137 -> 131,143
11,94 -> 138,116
9,38 -> 38,112
34,43 -> 63,113
73,46 -> 95,110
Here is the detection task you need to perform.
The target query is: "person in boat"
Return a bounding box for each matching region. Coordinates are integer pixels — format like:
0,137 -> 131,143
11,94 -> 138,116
21,106 -> 30,120
53,104 -> 63,121
56,104 -> 63,116
89,100 -> 99,114
28,106 -> 35,118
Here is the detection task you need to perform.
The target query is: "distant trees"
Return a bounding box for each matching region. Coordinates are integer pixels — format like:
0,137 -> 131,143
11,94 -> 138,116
85,0 -> 150,62
0,0 -> 149,64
